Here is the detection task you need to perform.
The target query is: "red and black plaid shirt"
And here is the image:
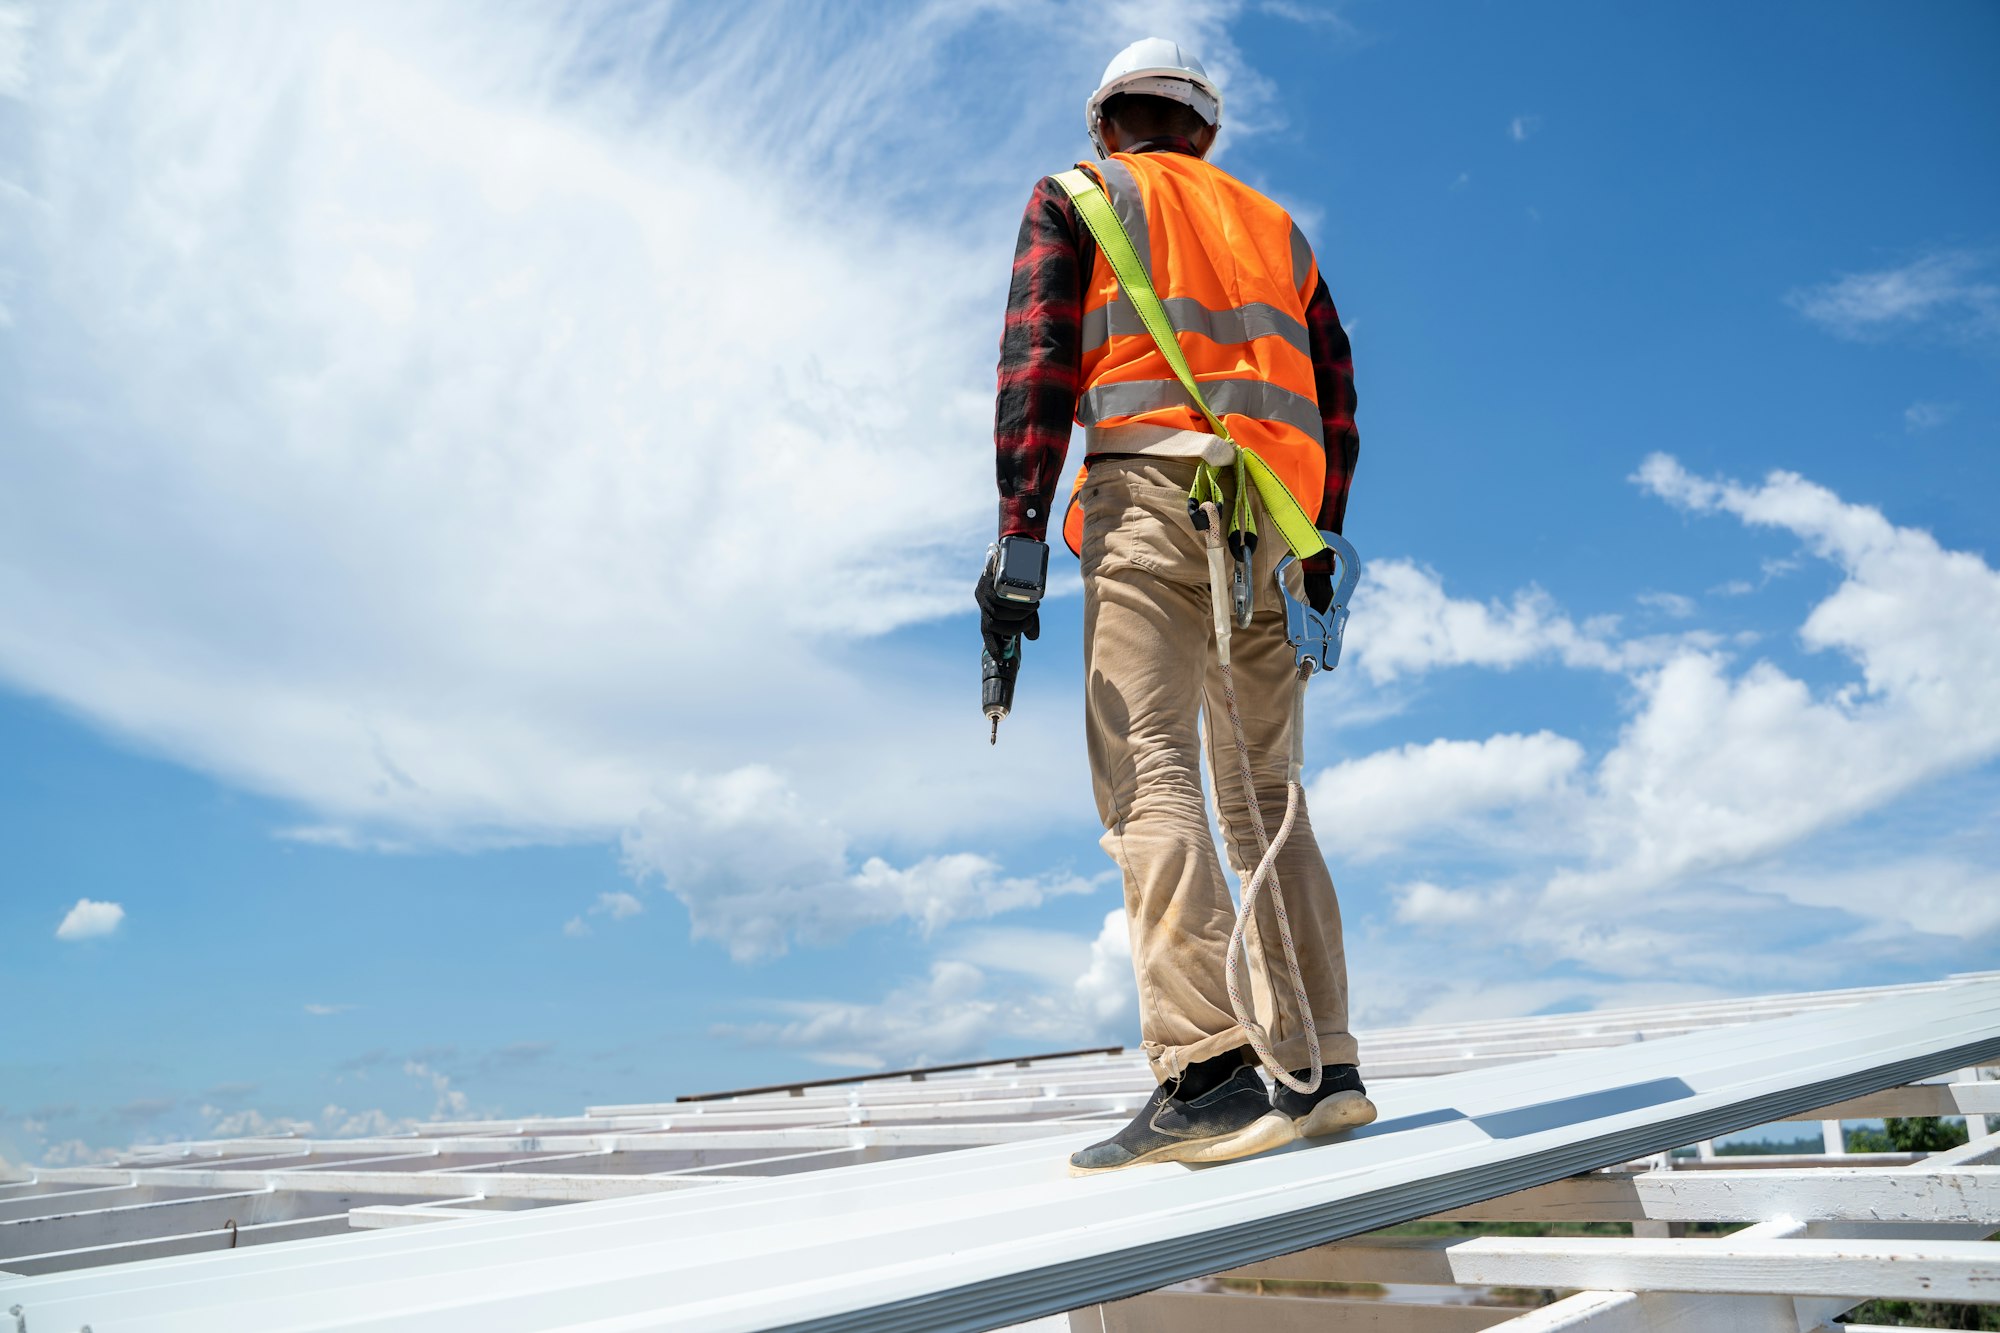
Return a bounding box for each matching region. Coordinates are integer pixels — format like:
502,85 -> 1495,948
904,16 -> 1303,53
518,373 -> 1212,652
992,140 -> 1359,553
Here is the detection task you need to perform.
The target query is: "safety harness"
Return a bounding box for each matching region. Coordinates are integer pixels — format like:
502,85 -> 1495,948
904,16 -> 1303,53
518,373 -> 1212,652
1054,167 -> 1360,1096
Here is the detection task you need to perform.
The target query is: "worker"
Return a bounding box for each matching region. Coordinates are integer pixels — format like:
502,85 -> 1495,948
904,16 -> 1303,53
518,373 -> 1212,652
976,38 -> 1375,1173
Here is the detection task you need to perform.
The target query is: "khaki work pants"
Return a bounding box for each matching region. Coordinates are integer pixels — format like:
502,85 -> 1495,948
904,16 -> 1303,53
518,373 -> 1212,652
1079,456 -> 1360,1084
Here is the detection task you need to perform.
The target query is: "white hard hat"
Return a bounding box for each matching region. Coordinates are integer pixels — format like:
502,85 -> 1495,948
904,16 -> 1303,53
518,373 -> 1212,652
1086,38 -> 1223,159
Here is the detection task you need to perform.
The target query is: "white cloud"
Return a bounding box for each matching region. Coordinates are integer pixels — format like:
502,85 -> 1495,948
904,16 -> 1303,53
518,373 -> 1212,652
1394,879 -> 1507,926
54,897 -> 123,940
595,890 -> 644,920
198,1106 -> 315,1139
0,3 -> 27,101
946,926 -> 1093,991
1508,114 -> 1540,142
723,908 -> 1137,1069
1638,591 -> 1697,619
1536,456 -> 2000,903
1749,857 -> 2000,940
42,1138 -> 123,1166
1355,968 -> 1718,1032
593,891 -> 643,922
1347,458 -> 2000,995
402,1060 -> 469,1120
1904,400 -> 1956,432
1074,909 -> 1137,1025
563,888 -> 645,937
622,765 -> 1097,961
0,1 -> 1222,866
319,1104 -> 417,1137
0,2 -> 1280,1023
303,1002 -> 355,1016
1787,250 -> 2000,341
1309,732 -> 1584,859
1347,559 -> 1710,684
720,961 -> 1022,1070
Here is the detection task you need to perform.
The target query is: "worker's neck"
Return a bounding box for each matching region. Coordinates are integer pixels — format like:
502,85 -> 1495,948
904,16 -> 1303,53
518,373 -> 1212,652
1118,134 -> 1202,158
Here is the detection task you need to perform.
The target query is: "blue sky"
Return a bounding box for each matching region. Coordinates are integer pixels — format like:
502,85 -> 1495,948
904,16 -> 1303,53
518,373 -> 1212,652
2,0 -> 1996,1169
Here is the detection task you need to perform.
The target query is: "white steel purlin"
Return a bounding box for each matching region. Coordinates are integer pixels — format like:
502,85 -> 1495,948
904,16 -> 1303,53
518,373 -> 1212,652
2,974 -> 1997,1332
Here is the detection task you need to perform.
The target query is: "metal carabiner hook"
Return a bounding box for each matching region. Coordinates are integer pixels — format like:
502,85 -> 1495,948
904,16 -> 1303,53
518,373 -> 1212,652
1274,531 -> 1362,675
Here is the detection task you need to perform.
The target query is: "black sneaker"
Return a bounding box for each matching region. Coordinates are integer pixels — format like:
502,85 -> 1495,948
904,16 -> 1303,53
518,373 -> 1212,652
1271,1063 -> 1377,1138
1069,1063 -> 1297,1175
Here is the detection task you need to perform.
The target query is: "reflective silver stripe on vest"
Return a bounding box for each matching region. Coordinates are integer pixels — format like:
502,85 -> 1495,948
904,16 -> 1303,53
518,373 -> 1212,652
1095,157 -> 1150,277
1081,298 -> 1310,358
1290,221 -> 1314,294
1077,377 -> 1325,444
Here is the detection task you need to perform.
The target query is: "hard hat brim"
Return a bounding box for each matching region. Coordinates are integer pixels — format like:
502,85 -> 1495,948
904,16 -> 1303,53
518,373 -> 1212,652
1087,69 -> 1222,129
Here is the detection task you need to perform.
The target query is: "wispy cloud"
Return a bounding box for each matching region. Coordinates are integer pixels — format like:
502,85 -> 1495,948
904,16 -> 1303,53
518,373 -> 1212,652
402,1059 -> 470,1120
1638,591 -> 1697,619
303,1003 -> 356,1016
0,2 -> 1243,966
622,765 -> 1101,961
595,891 -> 643,920
0,3 -> 28,100
55,898 -> 123,940
1788,250 -> 2000,342
1508,114 -> 1540,142
564,889 -> 645,937
722,908 -> 1136,1068
1346,560 -> 1714,684
1904,400 -> 1956,432
1309,732 -> 1584,860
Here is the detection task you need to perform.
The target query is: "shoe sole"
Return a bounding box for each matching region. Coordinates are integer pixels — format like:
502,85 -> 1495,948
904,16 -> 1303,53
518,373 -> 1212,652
1068,1111 -> 1298,1176
1293,1089 -> 1377,1138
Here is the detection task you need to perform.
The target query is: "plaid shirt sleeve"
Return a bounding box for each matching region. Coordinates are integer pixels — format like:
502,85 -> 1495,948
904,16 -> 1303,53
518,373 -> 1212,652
994,177 -> 1094,541
1305,274 -> 1360,540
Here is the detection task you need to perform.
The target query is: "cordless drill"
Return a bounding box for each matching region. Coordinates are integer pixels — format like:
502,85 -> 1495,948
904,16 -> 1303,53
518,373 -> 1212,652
980,536 -> 1049,745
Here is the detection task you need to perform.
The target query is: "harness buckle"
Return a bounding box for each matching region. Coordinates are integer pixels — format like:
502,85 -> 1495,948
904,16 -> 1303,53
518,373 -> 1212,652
1229,530 -> 1257,628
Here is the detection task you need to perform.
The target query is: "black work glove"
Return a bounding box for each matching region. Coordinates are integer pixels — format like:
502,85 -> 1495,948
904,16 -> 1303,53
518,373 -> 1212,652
1304,569 -> 1334,614
975,561 -> 1040,660
1301,550 -> 1336,614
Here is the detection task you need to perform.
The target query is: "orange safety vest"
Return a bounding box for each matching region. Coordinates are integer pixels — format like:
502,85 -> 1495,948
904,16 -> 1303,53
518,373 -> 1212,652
1060,150 -> 1325,557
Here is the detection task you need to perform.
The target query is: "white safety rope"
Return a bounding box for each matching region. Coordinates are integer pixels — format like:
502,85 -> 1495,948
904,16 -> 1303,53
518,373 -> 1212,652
1195,501 -> 1322,1096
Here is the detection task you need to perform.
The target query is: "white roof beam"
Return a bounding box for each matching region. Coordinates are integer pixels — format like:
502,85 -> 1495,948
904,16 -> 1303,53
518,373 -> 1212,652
348,1199 -> 511,1230
1799,1080 -> 2000,1119
0,1188 -> 429,1266
13,1167 -> 725,1201
1424,1165 -> 2000,1223
1478,1289 -> 1808,1333
1433,1234 -> 2000,1300
1481,1127 -> 2000,1329
4,1215 -> 351,1277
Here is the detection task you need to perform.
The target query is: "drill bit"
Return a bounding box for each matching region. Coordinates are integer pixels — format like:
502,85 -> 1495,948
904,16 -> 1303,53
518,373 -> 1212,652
990,715 -> 1000,745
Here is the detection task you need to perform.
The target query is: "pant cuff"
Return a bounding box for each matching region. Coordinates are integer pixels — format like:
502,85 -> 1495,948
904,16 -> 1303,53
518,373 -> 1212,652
1144,1027 -> 1251,1083
1272,1031 -> 1361,1074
